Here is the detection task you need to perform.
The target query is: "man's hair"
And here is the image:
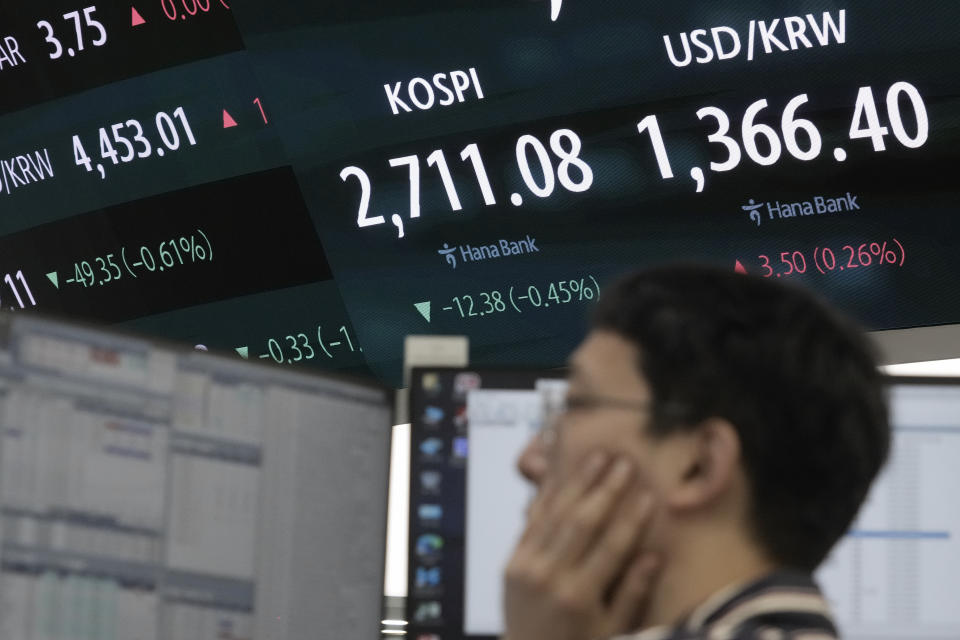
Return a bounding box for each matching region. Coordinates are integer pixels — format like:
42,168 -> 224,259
593,265 -> 890,571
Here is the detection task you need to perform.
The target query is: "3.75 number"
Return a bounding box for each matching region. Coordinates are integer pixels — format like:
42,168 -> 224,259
37,6 -> 107,60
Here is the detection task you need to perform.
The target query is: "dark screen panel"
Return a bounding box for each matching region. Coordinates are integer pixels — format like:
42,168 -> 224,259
2,1 -> 959,385
228,0 -> 960,384
0,2 -> 367,376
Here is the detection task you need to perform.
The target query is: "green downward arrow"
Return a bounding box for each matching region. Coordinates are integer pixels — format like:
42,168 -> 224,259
46,272 -> 59,289
235,347 -> 249,359
414,301 -> 431,323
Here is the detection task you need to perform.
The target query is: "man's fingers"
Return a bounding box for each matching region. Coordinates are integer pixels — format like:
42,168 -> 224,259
532,452 -> 609,550
546,457 -> 635,565
604,554 -> 660,635
518,476 -> 560,547
577,493 -> 656,586
552,451 -> 610,514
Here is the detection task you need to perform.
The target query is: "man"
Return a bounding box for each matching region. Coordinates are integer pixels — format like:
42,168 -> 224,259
505,266 -> 890,640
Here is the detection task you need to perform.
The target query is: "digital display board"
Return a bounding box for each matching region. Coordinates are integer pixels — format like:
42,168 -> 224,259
0,1 -> 368,377
3,1 -> 960,385
230,0 -> 960,384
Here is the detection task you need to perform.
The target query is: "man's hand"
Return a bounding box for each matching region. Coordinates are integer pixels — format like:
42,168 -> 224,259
504,453 -> 658,640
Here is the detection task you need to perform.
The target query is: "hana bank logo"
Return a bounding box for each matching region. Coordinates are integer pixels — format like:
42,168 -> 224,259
742,199 -> 764,226
438,243 -> 458,269
438,237 -> 541,270
742,193 -> 862,227
551,0 -> 563,21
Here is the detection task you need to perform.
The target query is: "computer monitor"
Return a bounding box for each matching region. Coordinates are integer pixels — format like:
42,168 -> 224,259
406,367 -> 565,640
817,377 -> 960,639
407,370 -> 960,640
0,314 -> 393,640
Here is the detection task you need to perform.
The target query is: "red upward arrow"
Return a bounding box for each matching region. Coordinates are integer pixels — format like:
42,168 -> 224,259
131,7 -> 146,26
734,260 -> 747,274
222,110 -> 238,128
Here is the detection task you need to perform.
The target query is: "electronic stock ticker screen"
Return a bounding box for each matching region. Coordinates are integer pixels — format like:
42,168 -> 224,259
3,1 -> 960,385
0,1 -> 367,377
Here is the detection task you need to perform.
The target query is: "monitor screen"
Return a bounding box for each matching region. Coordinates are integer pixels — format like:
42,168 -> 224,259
0,314 -> 393,640
818,378 -> 960,639
406,367 -> 565,640
223,0 -> 960,383
408,372 -> 960,640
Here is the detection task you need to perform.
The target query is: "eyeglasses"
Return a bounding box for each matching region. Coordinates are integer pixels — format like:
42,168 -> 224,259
539,394 -> 657,447
557,395 -> 655,414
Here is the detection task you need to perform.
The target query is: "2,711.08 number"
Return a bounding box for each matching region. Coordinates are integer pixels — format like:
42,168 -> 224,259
341,129 -> 594,237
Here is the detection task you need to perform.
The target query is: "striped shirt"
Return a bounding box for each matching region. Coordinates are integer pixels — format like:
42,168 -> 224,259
615,571 -> 838,640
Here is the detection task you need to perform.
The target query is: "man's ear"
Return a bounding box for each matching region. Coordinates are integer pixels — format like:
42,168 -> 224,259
662,418 -> 742,511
